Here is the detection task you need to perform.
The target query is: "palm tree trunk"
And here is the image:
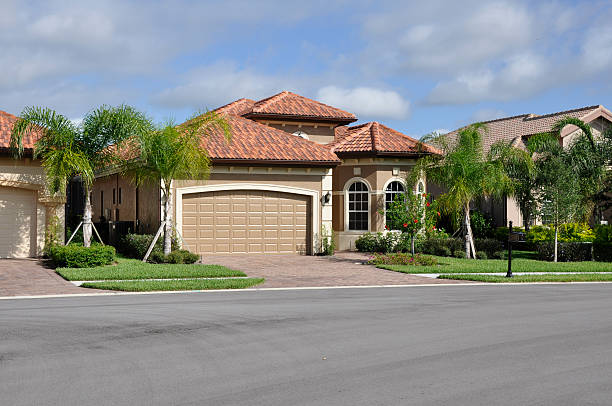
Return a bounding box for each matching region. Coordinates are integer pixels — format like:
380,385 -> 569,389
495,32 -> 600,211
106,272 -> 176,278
411,235 -> 415,256
163,188 -> 172,256
83,187 -> 92,247
464,205 -> 471,258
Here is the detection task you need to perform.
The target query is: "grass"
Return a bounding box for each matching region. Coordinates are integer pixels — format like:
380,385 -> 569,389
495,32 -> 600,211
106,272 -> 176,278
81,278 -> 265,291
439,274 -> 612,283
377,251 -> 612,274
57,257 -> 246,281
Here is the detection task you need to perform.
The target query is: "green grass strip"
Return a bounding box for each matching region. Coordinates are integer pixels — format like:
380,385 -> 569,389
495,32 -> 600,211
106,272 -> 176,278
81,278 -> 265,291
378,253 -> 612,274
57,258 -> 245,281
439,273 -> 612,283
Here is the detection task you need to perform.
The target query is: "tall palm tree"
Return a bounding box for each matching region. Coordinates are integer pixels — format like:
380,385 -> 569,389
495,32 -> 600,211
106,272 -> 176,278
126,111 -> 231,256
11,105 -> 152,247
418,123 -> 511,258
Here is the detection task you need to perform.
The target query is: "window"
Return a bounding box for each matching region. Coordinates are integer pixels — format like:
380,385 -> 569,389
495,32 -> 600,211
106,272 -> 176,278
118,188 -> 122,204
113,188 -> 116,204
385,181 -> 405,222
348,181 -> 369,231
100,191 -> 104,218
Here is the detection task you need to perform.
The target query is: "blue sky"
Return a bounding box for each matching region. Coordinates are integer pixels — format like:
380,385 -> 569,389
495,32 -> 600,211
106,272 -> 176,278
2,0 -> 612,138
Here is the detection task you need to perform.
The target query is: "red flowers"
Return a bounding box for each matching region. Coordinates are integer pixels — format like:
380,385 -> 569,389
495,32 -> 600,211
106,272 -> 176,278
432,226 -> 436,230
413,219 -> 418,223
403,223 -> 408,227
422,193 -> 427,197
384,225 -> 389,230
426,202 -> 430,207
437,211 -> 441,216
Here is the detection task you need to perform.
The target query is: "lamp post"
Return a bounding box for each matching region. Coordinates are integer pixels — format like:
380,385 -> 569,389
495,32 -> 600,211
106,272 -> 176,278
506,221 -> 513,278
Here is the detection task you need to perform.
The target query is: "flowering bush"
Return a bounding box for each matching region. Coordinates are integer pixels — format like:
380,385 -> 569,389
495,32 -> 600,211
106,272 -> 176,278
368,252 -> 437,266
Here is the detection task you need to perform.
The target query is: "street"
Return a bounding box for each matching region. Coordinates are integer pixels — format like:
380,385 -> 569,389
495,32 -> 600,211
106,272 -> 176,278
2,285 -> 612,405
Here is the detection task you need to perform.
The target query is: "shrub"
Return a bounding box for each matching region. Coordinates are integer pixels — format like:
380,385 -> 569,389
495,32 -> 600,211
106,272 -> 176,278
368,253 -> 437,266
120,233 -> 179,259
453,249 -> 466,259
593,243 -> 612,262
527,223 -> 595,243
166,249 -> 199,264
354,232 -> 400,253
494,226 -> 525,242
470,211 -> 494,238
537,242 -> 593,262
594,225 -> 612,243
492,251 -> 505,260
475,238 -> 503,258
421,237 -> 463,257
49,244 -> 115,268
476,251 -> 488,260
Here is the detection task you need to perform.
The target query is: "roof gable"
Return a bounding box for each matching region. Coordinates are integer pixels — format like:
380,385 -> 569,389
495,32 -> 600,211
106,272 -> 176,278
0,110 -> 40,151
329,121 -> 440,155
244,91 -> 357,123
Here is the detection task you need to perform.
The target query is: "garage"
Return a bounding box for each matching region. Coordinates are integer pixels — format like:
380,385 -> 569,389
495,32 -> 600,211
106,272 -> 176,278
181,189 -> 311,255
0,186 -> 37,258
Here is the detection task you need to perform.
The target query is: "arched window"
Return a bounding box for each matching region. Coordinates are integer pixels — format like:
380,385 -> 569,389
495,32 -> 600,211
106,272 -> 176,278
347,181 -> 369,231
385,181 -> 405,222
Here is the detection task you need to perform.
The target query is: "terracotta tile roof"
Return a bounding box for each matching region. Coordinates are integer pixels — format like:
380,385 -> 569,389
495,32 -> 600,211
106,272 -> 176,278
328,121 -> 440,155
0,110 -> 40,151
214,98 -> 255,117
243,91 -> 357,123
445,105 -> 605,153
200,114 -> 341,165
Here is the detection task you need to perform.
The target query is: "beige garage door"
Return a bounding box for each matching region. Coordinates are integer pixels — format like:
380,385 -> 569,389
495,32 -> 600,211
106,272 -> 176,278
0,186 -> 36,258
182,190 -> 311,254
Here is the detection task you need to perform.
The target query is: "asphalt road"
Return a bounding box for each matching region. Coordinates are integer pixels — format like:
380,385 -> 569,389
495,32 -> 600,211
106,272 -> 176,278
2,285 -> 612,405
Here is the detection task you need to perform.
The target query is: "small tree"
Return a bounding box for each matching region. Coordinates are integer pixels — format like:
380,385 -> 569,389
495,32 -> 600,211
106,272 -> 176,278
11,105 -> 151,247
384,191 -> 438,255
127,111 -> 231,256
417,124 -> 511,258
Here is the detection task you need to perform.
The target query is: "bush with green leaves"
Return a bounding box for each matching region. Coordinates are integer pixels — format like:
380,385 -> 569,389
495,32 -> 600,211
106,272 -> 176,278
421,237 -> 463,257
474,238 -> 503,258
594,225 -> 612,243
527,223 -> 595,243
49,244 -> 115,268
476,251 -> 488,260
354,232 -> 400,253
492,251 -> 506,260
119,233 -> 178,259
166,249 -> 199,264
493,226 -> 525,242
368,253 -> 437,266
537,242 -> 592,262
470,211 -> 494,238
593,243 -> 612,262
453,250 -> 466,259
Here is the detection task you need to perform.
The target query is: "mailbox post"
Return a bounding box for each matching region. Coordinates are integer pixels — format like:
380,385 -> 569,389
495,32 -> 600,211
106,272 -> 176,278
506,221 -> 513,278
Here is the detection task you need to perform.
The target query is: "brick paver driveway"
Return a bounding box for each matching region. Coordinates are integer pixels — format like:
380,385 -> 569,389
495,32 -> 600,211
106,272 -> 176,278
205,251 -> 467,288
0,259 -> 103,297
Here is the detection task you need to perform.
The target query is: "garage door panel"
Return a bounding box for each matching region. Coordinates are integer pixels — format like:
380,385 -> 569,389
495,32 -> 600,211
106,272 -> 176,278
0,187 -> 36,258
183,189 -> 310,255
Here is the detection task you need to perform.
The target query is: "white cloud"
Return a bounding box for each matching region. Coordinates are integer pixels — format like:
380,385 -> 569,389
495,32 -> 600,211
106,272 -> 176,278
317,86 -> 410,119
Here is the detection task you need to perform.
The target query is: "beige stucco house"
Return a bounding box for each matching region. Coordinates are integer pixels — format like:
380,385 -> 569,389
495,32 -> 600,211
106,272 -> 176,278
91,91 -> 439,255
441,105 -> 612,228
0,110 -> 65,258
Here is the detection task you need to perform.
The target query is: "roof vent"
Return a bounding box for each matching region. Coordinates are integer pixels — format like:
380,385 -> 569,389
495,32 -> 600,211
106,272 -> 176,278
293,130 -> 309,140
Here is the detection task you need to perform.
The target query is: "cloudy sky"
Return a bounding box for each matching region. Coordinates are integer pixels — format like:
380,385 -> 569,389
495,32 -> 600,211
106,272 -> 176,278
2,0 -> 612,137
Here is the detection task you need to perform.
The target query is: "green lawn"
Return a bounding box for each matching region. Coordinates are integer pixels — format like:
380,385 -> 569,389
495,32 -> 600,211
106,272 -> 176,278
57,257 -> 246,281
82,278 -> 265,291
378,252 -> 612,274
439,274 -> 612,283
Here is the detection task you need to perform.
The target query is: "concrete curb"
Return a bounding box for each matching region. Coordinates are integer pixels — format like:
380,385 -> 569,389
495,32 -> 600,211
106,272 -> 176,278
3,281 -> 612,300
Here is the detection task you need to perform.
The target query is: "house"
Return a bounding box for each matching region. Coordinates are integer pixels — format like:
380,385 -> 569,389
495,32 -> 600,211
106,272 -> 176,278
0,110 -> 65,258
440,105 -> 612,228
91,91 -> 439,254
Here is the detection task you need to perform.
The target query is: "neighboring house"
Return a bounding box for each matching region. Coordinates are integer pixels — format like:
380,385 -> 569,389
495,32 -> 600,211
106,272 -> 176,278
440,105 -> 612,228
91,91 -> 439,254
0,110 -> 65,258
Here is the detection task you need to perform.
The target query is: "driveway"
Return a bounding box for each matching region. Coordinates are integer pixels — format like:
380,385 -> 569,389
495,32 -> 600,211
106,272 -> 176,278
205,251 -> 466,288
0,259 -> 103,297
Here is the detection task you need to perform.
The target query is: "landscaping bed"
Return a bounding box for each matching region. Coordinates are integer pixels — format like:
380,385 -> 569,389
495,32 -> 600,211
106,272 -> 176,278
81,278 -> 265,291
377,252 -> 612,274
439,274 -> 612,283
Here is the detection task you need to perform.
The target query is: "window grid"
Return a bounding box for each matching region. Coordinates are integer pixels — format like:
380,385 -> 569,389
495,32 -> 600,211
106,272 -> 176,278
348,181 -> 369,231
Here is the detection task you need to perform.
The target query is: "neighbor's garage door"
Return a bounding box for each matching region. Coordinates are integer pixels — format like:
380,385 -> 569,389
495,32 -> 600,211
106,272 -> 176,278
182,190 -> 310,254
0,186 -> 36,258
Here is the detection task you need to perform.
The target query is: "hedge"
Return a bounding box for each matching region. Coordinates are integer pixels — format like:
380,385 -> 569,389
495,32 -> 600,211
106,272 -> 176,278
536,242 -> 593,262
119,233 -> 179,260
49,244 -> 116,268
594,243 -> 612,262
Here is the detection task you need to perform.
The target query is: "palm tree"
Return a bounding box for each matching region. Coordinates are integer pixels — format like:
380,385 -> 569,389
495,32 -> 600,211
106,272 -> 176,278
11,105 -> 152,247
127,111 -> 231,256
418,123 -> 511,258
